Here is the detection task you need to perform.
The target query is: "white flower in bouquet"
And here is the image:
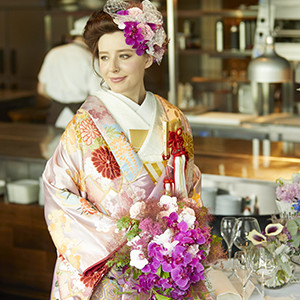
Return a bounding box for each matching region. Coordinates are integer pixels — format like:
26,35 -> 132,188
187,244 -> 200,257
152,228 -> 179,255
178,207 -> 196,228
129,201 -> 146,219
159,195 -> 178,212
130,249 -> 148,269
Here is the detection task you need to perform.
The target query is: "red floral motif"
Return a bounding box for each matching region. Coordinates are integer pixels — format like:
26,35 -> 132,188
91,147 -> 121,179
79,198 -> 98,215
80,118 -> 101,145
80,264 -> 109,288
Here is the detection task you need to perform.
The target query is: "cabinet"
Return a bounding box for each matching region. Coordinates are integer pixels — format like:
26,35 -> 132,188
0,1 -> 47,90
165,0 -> 258,112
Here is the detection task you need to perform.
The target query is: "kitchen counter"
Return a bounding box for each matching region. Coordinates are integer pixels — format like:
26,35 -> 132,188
193,136 -> 300,182
0,89 -> 36,122
0,122 -> 63,160
187,112 -> 300,143
0,89 -> 35,103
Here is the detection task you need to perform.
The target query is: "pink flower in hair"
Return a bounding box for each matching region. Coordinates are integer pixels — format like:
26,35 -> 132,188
127,7 -> 143,18
137,23 -> 155,40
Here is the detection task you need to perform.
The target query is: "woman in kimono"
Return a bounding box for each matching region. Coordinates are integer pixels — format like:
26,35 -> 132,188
43,0 -> 201,299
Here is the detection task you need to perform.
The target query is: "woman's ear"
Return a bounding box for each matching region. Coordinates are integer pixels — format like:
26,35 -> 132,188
144,54 -> 154,69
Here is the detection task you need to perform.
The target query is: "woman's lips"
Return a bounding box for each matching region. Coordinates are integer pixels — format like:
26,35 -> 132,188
110,77 -> 125,83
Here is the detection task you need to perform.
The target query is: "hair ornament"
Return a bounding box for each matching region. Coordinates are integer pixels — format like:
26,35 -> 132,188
103,0 -> 168,64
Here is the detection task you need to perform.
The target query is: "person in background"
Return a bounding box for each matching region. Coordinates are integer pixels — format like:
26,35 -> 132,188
43,0 -> 201,299
37,16 -> 100,128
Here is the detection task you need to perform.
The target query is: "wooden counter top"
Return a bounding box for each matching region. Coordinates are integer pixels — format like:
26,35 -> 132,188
0,89 -> 35,103
0,122 -> 63,160
194,136 -> 300,182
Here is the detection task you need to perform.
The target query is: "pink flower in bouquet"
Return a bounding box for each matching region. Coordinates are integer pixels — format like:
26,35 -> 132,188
276,182 -> 300,203
276,172 -> 300,203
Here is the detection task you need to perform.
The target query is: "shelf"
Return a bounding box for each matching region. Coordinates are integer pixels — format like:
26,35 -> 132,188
176,8 -> 258,19
192,77 -> 249,84
179,49 -> 253,58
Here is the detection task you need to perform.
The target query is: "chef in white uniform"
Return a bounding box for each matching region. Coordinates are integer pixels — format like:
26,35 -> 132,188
37,16 -> 100,128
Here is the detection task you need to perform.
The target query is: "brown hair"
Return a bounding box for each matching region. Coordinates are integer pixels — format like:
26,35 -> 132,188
83,10 -> 119,61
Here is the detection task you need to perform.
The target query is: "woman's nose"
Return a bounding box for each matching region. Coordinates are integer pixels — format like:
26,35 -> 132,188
110,57 -> 120,73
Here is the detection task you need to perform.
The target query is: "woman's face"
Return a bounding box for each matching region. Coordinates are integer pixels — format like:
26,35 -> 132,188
98,31 -> 153,103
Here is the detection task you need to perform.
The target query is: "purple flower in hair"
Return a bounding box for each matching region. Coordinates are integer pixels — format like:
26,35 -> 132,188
136,40 -> 149,56
124,22 -> 145,49
116,10 -> 129,16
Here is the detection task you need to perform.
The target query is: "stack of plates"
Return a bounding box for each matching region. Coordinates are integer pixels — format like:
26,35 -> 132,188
201,187 -> 217,214
215,194 -> 242,215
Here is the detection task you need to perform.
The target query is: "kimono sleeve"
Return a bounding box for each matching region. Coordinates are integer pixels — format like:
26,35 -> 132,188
43,115 -> 125,277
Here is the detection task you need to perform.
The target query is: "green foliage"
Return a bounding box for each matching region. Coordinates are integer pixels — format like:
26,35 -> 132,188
287,217 -> 300,248
117,216 -> 141,241
153,290 -> 172,300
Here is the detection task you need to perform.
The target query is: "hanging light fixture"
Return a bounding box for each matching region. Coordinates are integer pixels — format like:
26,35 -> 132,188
248,0 -> 291,83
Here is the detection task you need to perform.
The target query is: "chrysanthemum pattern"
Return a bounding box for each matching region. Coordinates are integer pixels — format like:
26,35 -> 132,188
80,118 -> 101,146
79,198 -> 98,215
91,147 -> 121,180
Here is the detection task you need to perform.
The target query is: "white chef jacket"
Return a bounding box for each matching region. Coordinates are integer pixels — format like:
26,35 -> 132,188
38,41 -> 100,104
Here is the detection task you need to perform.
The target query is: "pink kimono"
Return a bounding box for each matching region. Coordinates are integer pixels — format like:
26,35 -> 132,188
43,91 -> 201,299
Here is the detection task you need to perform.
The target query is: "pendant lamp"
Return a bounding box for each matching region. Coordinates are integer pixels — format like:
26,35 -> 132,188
248,36 -> 291,83
248,0 -> 291,83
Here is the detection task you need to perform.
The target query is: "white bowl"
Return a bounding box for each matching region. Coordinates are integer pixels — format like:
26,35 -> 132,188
7,179 -> 39,204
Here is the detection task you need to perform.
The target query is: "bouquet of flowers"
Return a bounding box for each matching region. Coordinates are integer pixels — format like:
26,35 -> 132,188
275,171 -> 300,216
247,173 -> 300,288
107,195 -> 224,299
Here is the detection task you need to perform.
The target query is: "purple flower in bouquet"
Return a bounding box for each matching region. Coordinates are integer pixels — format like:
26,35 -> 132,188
171,266 -> 190,290
172,245 -> 193,266
148,242 -> 164,261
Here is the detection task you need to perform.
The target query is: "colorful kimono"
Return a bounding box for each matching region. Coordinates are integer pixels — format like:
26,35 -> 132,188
43,89 -> 201,300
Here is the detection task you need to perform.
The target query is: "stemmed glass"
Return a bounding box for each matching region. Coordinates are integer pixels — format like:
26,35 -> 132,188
249,247 -> 277,299
234,217 -> 261,251
220,217 -> 237,259
233,251 -> 252,300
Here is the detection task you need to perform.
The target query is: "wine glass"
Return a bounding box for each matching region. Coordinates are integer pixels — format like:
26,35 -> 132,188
233,251 -> 252,300
234,217 -> 261,251
249,247 -> 277,299
220,217 -> 237,259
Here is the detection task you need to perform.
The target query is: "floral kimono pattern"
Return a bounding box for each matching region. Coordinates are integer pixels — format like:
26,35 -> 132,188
43,92 -> 201,300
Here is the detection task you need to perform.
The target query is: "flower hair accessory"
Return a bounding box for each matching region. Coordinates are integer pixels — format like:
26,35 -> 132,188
104,0 -> 168,64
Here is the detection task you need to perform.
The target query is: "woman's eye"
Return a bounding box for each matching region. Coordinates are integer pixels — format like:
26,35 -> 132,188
120,54 -> 130,59
100,55 -> 108,61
